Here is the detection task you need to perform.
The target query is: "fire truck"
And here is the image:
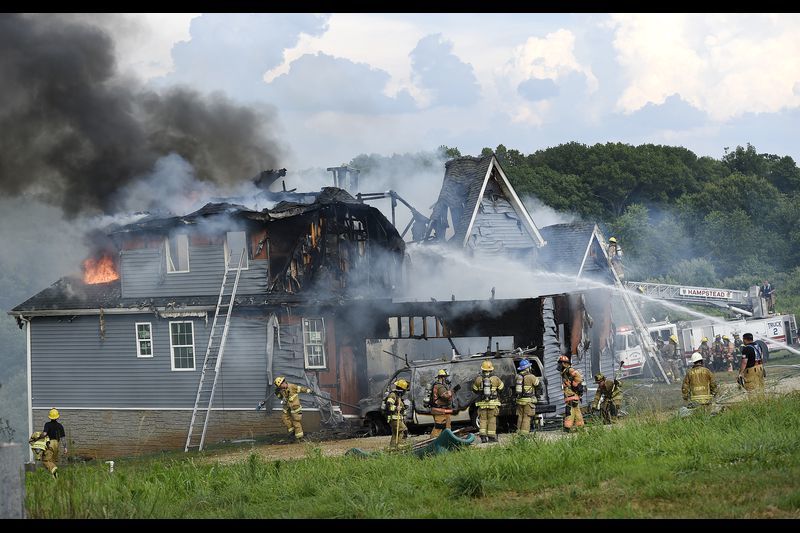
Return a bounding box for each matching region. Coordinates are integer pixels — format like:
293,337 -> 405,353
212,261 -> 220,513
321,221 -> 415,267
615,281 -> 797,376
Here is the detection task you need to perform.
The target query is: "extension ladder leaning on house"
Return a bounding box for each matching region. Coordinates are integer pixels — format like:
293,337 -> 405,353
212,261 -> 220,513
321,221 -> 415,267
184,249 -> 246,452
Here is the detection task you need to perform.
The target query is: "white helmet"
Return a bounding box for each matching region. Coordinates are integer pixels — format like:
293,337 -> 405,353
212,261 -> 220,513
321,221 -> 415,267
690,352 -> 703,364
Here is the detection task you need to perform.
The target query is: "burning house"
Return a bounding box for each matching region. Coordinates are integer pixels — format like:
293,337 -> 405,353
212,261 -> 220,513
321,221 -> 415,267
10,187 -> 407,456
10,154 -> 627,457
370,154 -> 624,418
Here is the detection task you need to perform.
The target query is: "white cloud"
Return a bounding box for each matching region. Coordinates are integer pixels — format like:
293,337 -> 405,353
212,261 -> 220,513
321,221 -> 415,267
610,13 -> 800,121
497,29 -> 598,125
262,14 -> 426,101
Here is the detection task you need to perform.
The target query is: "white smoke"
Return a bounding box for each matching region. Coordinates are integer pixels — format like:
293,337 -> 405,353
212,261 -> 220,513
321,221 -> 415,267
521,194 -> 581,228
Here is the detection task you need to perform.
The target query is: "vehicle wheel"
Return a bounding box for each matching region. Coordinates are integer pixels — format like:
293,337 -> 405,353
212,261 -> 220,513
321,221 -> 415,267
469,406 -> 481,431
367,414 -> 389,436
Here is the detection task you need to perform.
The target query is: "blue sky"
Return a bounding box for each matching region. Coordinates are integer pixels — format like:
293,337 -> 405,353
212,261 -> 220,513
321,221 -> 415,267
95,13 -> 800,168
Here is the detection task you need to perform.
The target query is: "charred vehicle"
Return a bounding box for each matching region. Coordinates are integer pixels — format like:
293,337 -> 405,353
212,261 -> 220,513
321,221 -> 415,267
359,351 -> 556,436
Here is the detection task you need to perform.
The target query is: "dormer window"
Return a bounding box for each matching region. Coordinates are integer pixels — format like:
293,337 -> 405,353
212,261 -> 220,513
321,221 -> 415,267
225,231 -> 249,270
165,234 -> 190,273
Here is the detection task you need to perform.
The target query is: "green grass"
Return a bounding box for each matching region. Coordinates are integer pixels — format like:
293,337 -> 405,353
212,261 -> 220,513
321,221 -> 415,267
26,393 -> 800,518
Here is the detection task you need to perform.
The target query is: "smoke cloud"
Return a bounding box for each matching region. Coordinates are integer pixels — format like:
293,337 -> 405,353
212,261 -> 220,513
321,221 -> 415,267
0,14 -> 284,218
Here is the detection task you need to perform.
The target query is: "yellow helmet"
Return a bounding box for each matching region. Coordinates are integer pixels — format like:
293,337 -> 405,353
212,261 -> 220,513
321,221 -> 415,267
395,379 -> 409,391
48,408 -> 59,420
437,369 -> 449,377
594,373 -> 605,382
274,376 -> 285,387
609,237 -> 617,243
669,335 -> 678,343
722,335 -> 729,340
701,337 -> 708,343
480,360 -> 494,372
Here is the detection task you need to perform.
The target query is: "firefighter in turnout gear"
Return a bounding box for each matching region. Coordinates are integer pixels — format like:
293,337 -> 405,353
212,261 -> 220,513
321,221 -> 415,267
386,379 -> 410,450
28,431 -> 53,477
514,359 -> 542,434
40,408 -> 66,478
559,355 -> 585,432
274,376 -> 313,442
733,333 -> 743,369
682,352 -> 719,411
739,333 -> 766,393
430,369 -> 455,439
699,337 -> 711,366
712,334 -> 725,372
471,360 -> 504,443
722,335 -> 735,372
666,335 -> 684,380
591,373 -> 623,424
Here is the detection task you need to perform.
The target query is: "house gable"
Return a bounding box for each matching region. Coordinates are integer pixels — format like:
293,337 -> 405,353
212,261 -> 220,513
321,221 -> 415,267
429,154 -> 544,252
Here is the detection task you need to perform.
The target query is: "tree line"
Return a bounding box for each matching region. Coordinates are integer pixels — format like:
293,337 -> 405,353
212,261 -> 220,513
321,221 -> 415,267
352,142 -> 800,317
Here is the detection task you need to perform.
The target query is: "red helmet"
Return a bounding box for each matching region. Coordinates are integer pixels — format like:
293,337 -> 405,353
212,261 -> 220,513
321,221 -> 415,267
558,355 -> 570,364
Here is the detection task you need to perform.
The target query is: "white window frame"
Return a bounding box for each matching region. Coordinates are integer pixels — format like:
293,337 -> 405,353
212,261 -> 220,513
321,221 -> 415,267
302,317 -> 327,369
165,234 -> 190,273
224,230 -> 249,271
169,321 -> 196,371
135,322 -> 154,358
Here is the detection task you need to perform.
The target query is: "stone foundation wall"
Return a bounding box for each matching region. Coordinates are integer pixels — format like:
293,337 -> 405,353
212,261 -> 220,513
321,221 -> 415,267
32,409 -> 323,459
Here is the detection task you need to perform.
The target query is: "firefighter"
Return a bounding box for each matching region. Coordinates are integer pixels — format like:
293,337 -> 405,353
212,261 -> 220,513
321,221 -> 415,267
41,408 -> 66,478
28,432 -> 52,477
591,373 -> 622,424
738,333 -> 766,393
760,280 -> 776,314
682,352 -> 718,411
733,333 -> 743,369
722,335 -> 735,372
712,334 -> 724,372
273,376 -> 313,442
699,337 -> 712,366
471,360 -> 504,443
430,369 -> 455,439
666,335 -> 684,379
558,355 -> 585,432
607,237 -> 624,280
514,359 -> 542,434
386,379 -> 410,450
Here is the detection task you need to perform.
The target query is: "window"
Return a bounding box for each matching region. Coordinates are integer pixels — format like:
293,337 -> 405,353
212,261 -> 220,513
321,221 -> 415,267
135,322 -> 153,358
165,234 -> 190,273
225,231 -> 249,270
302,318 -> 326,369
169,321 -> 195,371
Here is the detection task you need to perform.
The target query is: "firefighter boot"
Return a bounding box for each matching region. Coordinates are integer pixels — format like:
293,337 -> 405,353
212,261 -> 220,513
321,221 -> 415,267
480,435 -> 488,443
488,435 -> 499,443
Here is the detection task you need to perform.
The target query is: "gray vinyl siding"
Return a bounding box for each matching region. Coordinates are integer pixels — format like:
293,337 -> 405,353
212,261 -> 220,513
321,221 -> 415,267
120,245 -> 267,298
466,196 -> 537,257
30,313 -> 268,409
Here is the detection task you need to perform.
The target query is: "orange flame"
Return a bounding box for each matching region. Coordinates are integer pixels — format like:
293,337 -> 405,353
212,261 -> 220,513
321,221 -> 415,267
83,255 -> 119,284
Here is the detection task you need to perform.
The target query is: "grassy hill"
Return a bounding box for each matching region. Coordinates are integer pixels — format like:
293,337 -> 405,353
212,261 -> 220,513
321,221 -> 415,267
26,386 -> 800,518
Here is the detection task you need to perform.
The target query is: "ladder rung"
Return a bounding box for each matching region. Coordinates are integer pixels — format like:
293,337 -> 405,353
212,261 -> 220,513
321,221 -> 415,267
186,249 -> 245,452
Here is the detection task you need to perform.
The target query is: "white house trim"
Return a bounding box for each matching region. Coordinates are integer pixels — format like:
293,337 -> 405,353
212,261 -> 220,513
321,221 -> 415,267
169,320 -> 196,371
135,322 -> 154,358
9,306 -> 216,317
460,156 -> 546,249
26,317 -> 33,462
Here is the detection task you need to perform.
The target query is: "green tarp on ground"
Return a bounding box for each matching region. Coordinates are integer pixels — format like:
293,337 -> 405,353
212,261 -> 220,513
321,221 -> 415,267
345,429 -> 475,458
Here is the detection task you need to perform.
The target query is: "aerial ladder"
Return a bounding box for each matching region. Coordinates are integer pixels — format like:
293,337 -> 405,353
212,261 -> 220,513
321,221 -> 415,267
624,281 -> 769,318
600,241 -> 672,383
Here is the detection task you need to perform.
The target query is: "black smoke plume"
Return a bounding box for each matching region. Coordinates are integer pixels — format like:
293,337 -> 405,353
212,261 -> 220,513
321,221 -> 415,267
0,14 -> 283,218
